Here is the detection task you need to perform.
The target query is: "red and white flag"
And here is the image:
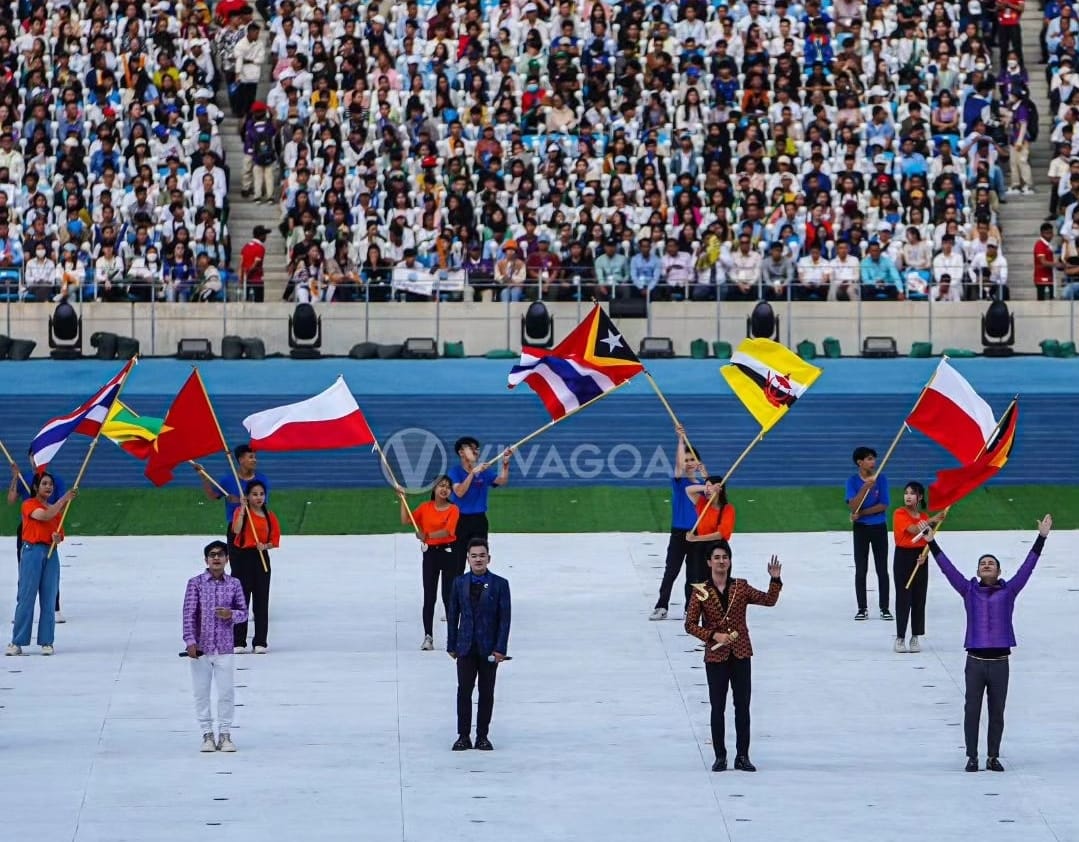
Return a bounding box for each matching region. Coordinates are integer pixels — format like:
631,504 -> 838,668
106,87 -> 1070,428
242,377 -> 375,451
906,360 -> 996,464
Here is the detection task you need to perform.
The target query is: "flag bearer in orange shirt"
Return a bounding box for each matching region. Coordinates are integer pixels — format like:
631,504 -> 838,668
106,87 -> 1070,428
400,475 -> 460,651
230,480 -> 280,654
685,478 -> 737,592
892,481 -> 945,654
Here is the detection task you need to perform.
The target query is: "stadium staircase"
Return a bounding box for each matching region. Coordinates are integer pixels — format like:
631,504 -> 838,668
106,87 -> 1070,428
998,1 -> 1055,298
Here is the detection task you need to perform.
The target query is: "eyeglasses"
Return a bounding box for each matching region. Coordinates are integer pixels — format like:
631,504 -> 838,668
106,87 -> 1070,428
207,551 -> 227,559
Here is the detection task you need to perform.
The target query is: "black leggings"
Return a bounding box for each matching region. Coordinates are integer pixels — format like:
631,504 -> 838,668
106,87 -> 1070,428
685,541 -> 710,608
853,522 -> 889,612
15,524 -> 59,611
422,544 -> 457,636
706,657 -> 752,759
654,528 -> 689,610
894,545 -> 928,638
230,547 -> 271,648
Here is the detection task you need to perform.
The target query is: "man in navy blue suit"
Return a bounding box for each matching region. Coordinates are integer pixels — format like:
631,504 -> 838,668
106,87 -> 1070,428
448,537 -> 511,752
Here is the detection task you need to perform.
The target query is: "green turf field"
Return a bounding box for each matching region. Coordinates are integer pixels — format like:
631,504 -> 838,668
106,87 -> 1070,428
6,485 -> 1073,536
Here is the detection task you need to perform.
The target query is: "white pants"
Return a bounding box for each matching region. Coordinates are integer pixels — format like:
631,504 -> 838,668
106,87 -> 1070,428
190,653 -> 235,734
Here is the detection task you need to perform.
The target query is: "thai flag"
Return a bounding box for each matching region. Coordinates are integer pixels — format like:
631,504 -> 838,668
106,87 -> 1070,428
29,358 -> 136,467
508,349 -> 620,420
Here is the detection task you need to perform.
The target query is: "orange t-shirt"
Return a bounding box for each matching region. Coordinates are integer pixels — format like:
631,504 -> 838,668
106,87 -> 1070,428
893,507 -> 929,549
694,498 -> 736,539
21,498 -> 63,545
413,501 -> 459,546
232,509 -> 281,549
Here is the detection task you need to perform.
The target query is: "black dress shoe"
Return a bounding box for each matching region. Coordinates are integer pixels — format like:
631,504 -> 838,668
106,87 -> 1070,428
711,756 -> 727,772
987,757 -> 1005,772
965,757 -> 979,772
474,736 -> 494,751
734,755 -> 756,772
452,735 -> 472,751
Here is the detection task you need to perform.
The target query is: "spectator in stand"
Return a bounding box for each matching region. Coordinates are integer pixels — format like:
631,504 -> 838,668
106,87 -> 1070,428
659,238 -> 695,300
727,234 -> 762,301
593,238 -> 629,300
494,241 -> 527,302
969,241 -> 1010,300
1033,223 -> 1060,300
760,241 -> 795,301
861,241 -> 904,301
1006,89 -> 1034,195
233,23 -> 266,118
630,237 -> 662,299
242,105 -> 278,204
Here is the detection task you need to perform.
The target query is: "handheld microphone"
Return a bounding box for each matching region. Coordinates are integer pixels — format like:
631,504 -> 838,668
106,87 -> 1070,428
179,650 -> 205,658
488,655 -> 513,663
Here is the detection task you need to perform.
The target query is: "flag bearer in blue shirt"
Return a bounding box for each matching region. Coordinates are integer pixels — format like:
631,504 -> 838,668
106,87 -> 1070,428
651,425 -> 706,620
846,446 -> 893,622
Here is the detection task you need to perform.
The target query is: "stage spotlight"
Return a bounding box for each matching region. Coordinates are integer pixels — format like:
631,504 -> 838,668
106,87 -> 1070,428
48,300 -> 82,359
402,337 -> 438,359
521,301 -> 554,348
639,337 -> 675,358
982,299 -> 1014,357
747,300 -> 778,340
289,303 -> 322,359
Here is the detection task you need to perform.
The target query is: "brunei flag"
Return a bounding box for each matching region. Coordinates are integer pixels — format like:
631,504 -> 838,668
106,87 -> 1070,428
928,400 -> 1018,508
508,304 -> 644,420
721,338 -> 822,433
102,401 -> 166,460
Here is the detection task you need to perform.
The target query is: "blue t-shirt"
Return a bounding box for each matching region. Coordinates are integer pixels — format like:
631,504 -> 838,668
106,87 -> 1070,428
17,472 -> 66,504
671,477 -> 697,530
449,465 -> 498,515
217,472 -> 270,526
845,473 -> 889,526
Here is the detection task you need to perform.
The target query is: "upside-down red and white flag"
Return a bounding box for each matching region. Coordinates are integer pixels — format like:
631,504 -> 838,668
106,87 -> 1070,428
906,360 -> 997,464
242,377 -> 375,451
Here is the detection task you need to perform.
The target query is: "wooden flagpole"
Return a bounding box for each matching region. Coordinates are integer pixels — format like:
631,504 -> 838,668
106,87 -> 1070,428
371,439 -> 422,535
193,369 -> 268,574
49,359 -> 138,554
905,396 -> 1018,589
688,429 -> 764,534
480,378 -> 634,469
0,438 -> 32,496
643,371 -> 702,464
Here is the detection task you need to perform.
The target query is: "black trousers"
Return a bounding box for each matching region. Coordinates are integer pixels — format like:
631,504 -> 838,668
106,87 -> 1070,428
684,541 -> 710,608
894,546 -> 928,638
450,512 -> 489,604
422,544 -> 456,636
853,522 -> 890,612
654,528 -> 690,610
1036,285 -> 1054,300
998,24 -> 1023,67
456,646 -> 499,738
235,82 -> 258,117
230,547 -> 271,648
15,524 -> 59,611
706,657 -> 752,759
965,655 -> 1009,758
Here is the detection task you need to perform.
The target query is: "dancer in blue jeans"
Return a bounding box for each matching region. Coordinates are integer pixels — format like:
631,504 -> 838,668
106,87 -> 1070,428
926,513 -> 1053,772
6,473 -> 75,656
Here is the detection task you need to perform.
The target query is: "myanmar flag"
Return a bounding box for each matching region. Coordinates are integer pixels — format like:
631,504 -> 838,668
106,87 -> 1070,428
102,401 -> 165,460
928,400 -> 1019,508
721,338 -> 823,433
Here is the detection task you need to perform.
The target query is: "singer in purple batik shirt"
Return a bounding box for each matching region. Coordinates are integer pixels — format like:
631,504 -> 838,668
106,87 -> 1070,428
182,540 -> 247,753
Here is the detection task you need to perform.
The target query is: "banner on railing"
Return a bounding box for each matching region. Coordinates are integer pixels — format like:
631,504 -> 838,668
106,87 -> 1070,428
391,267 -> 468,297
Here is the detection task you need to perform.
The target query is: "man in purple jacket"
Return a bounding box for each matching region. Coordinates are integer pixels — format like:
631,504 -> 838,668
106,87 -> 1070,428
926,514 -> 1053,772
183,541 -> 248,753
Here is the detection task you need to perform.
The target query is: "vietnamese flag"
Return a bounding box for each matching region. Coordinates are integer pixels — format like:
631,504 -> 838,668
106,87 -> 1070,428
145,370 -> 227,486
928,401 -> 1019,509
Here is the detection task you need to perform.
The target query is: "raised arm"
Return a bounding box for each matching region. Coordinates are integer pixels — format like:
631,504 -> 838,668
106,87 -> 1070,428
745,556 -> 783,606
1009,515 -> 1052,595
927,538 -> 971,596
493,450 -> 513,487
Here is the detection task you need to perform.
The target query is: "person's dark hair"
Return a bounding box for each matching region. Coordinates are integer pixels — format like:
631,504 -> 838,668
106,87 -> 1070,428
234,444 -> 254,459
705,476 -> 729,507
706,538 -> 733,566
244,479 -> 267,499
454,436 -> 480,454
430,474 -> 453,501
30,471 -> 54,497
466,536 -> 489,553
904,481 -> 926,508
978,553 -> 1001,573
204,540 -> 228,558
852,446 -> 877,464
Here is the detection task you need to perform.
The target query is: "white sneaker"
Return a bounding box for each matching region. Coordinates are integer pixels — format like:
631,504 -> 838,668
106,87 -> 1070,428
233,646 -> 247,654
649,607 -> 668,621
253,645 -> 267,654
217,733 -> 236,752
5,644 -> 22,656
40,645 -> 54,656
1005,187 -> 1021,195
894,638 -> 907,653
1021,187 -> 1035,195
909,636 -> 921,653
200,733 -> 217,752
421,635 -> 434,650
55,612 -> 66,624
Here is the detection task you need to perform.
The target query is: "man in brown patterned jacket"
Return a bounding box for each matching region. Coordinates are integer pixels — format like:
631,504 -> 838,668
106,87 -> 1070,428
684,539 -> 782,772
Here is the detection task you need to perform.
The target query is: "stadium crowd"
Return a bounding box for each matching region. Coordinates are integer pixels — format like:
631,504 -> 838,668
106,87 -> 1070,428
1,0 -> 1077,305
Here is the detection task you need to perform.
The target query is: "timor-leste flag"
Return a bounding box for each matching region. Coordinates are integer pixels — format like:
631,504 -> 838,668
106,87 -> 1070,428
721,338 -> 822,433
508,304 -> 644,420
928,400 -> 1019,509
145,371 -> 227,486
101,401 -> 165,460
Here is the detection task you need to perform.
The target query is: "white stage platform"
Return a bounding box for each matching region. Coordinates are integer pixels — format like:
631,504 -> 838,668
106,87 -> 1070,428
1,530 -> 1077,842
